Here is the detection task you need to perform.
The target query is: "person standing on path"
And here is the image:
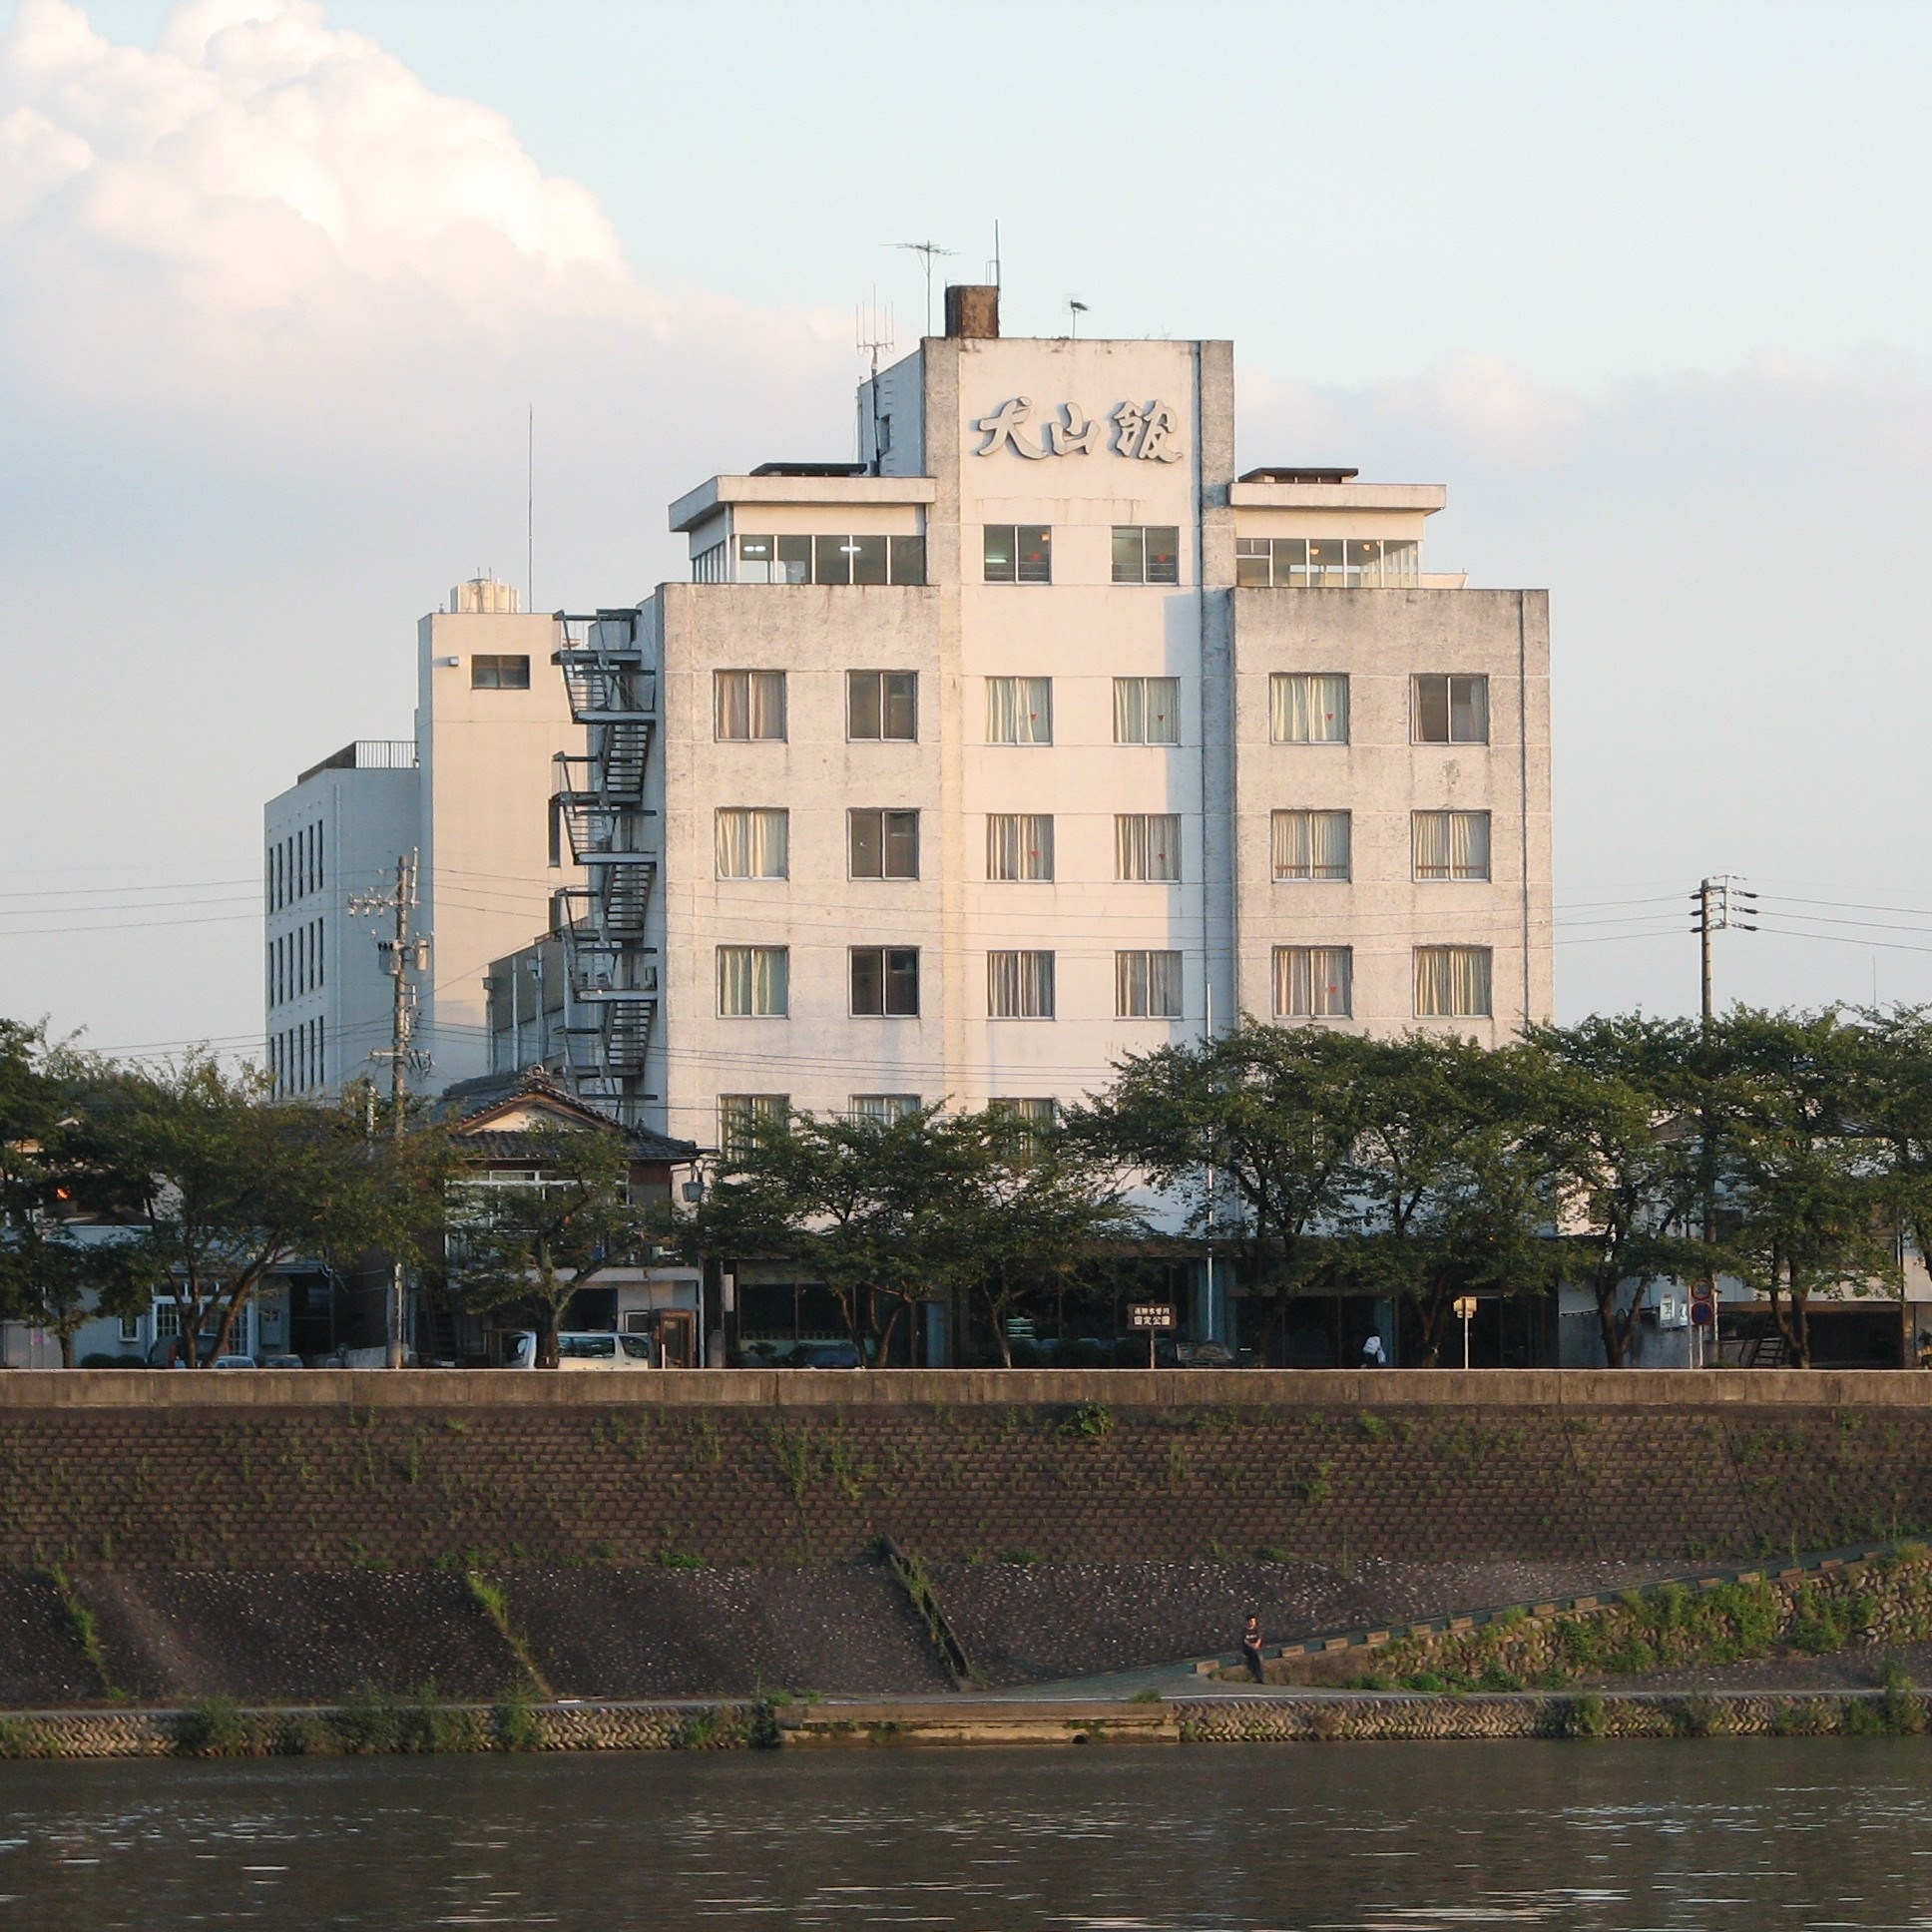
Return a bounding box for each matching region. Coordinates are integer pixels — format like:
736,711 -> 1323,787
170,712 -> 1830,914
1240,1614 -> 1266,1683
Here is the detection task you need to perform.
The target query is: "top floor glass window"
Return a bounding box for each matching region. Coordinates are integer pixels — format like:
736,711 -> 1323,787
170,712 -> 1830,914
1112,526 -> 1181,585
735,534 -> 925,586
984,525 -> 1051,584
1237,536 -> 1419,588
472,655 -> 531,690
1412,675 -> 1490,744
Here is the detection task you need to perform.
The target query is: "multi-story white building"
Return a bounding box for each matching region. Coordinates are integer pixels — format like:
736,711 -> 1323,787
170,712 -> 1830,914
263,576 -> 579,1096
493,287 -> 1552,1153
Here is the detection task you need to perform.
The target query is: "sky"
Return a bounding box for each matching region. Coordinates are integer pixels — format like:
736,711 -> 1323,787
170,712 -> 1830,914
2,0 -> 1931,1060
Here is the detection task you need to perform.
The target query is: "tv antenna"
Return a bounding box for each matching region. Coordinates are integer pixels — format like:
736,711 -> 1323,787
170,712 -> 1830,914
1067,297 -> 1089,339
856,294 -> 895,381
891,240 -> 955,335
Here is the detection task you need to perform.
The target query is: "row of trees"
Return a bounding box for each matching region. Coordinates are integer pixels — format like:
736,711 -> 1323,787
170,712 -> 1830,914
8,1004 -> 1932,1369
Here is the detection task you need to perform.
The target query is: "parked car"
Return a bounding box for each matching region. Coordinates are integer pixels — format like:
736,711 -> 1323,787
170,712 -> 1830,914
787,1341 -> 864,1369
497,1330 -> 657,1369
255,1353 -> 304,1369
210,1354 -> 257,1369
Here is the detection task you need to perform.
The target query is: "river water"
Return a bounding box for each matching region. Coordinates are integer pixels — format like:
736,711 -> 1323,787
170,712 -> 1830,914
1,1739 -> 1928,1928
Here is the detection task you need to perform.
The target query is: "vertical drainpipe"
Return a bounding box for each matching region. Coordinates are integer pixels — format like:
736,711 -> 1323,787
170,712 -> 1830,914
1518,592 -> 1533,1025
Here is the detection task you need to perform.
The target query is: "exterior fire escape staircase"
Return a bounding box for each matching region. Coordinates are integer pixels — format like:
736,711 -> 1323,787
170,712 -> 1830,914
550,611 -> 659,1124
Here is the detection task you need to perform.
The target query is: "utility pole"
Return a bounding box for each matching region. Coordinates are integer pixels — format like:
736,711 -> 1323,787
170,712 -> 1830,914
350,853 -> 431,1367
1689,876 -> 1755,1369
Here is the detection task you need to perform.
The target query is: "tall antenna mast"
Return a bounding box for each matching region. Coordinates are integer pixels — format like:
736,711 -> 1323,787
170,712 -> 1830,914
1067,297 -> 1089,340
891,240 -> 955,335
856,295 -> 895,381
525,404 -> 534,615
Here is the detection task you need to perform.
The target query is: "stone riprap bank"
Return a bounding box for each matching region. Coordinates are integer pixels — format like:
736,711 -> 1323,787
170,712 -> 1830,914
0,1369 -> 1927,1705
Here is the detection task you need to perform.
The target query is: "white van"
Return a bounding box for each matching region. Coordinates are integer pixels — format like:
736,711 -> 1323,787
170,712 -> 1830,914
497,1330 -> 656,1370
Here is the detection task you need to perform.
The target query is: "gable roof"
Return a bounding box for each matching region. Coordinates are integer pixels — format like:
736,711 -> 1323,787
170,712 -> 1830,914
436,1068 -> 700,1166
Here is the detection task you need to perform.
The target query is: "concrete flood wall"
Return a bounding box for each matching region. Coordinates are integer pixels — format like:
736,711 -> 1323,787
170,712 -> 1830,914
0,1370 -> 1927,1706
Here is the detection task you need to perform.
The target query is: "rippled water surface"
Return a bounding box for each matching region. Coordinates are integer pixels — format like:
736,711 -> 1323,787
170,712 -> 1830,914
2,1740 -> 1930,1928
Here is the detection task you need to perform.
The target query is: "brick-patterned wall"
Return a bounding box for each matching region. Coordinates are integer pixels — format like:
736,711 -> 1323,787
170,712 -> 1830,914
0,1381 -> 1926,1572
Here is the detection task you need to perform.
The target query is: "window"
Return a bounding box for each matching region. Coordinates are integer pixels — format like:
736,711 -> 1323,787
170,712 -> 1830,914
1414,945 -> 1493,1018
1413,675 -> 1490,744
1114,677 -> 1180,744
734,534 -> 925,585
1273,946 -> 1353,1019
988,951 -> 1055,1018
1116,950 -> 1184,1018
986,813 -> 1054,881
1270,673 -> 1349,743
1112,526 -> 1182,585
118,1313 -> 141,1343
692,542 -> 726,583
847,670 -> 918,740
471,655 -> 531,690
1412,810 -> 1491,882
1116,813 -> 1181,882
850,947 -> 920,1016
849,808 -> 920,879
715,670 -> 786,740
715,808 -> 789,879
986,677 -> 1052,744
720,1093 -> 787,1155
989,1096 -> 1057,1151
1271,809 -> 1352,882
718,946 -> 788,1017
983,525 -> 1052,584
1236,536 -> 1419,588
849,1094 -> 921,1122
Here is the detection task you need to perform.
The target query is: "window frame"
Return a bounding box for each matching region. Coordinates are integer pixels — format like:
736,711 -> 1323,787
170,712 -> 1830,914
1412,674 -> 1491,745
985,813 -> 1054,882
1271,808 -> 1353,883
1115,949 -> 1184,1019
1113,676 -> 1181,744
986,950 -> 1056,1019
719,1093 -> 788,1155
1111,525 -> 1182,586
849,946 -> 921,1017
1411,809 -> 1493,883
1269,673 -> 1350,745
846,670 -> 919,741
714,806 -> 789,880
1413,944 -> 1494,1018
714,669 -> 787,741
1272,945 -> 1355,1020
985,677 -> 1053,745
983,524 -> 1052,585
848,807 -> 921,880
471,655 -> 532,691
717,945 -> 789,1018
1115,813 -> 1183,883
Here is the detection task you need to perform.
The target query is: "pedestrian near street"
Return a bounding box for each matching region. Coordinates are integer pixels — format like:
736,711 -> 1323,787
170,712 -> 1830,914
1361,1332 -> 1387,1368
1240,1613 -> 1265,1683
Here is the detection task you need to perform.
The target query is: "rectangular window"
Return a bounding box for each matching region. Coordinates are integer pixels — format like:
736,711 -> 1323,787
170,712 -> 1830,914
1116,813 -> 1182,882
849,1094 -> 921,1122
715,807 -> 789,879
850,947 -> 920,1016
985,813 -> 1054,881
847,670 -> 918,740
1413,675 -> 1490,744
118,1313 -> 141,1343
1116,950 -> 1184,1018
986,677 -> 1052,744
1273,946 -> 1354,1019
692,541 -> 726,583
1111,526 -> 1182,585
471,655 -> 531,690
987,950 -> 1055,1018
714,669 -> 786,740
719,1093 -> 787,1156
1412,810 -> 1492,882
717,945 -> 789,1017
848,534 -> 888,585
848,808 -> 920,879
1237,536 -> 1419,588
1113,677 -> 1180,744
736,534 -> 924,585
1271,809 -> 1352,882
1270,673 -> 1349,743
983,524 -> 1052,584
1414,945 -> 1493,1017
813,534 -> 854,585
889,535 -> 926,585
989,1096 -> 1056,1154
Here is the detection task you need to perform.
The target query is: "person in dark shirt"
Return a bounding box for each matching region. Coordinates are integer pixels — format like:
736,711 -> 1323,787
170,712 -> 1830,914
1240,1613 -> 1265,1682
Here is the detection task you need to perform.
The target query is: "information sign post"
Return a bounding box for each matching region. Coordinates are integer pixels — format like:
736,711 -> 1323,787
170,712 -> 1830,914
1128,1302 -> 1177,1369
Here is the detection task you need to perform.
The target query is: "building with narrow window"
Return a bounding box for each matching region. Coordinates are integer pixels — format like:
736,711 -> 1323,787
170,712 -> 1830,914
489,287 -> 1553,1157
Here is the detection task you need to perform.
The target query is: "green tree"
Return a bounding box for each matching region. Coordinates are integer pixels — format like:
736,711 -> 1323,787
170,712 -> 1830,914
65,1053 -> 447,1366
1519,1015 -> 1720,1367
441,1124 -> 645,1368
1068,1021 -> 1379,1359
1846,1006 -> 1932,1358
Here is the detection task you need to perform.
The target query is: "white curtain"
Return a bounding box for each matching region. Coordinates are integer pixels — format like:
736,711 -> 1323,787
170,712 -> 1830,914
986,677 -> 1052,744
1414,946 -> 1492,1018
1116,950 -> 1183,1018
1113,677 -> 1180,744
1270,673 -> 1349,744
1271,809 -> 1350,880
849,1094 -> 920,1122
986,814 -> 1054,880
1116,814 -> 1181,881
718,946 -> 788,1016
988,950 -> 1054,1017
715,808 -> 788,879
1273,946 -> 1352,1019
1412,811 -> 1490,881
715,671 -> 786,739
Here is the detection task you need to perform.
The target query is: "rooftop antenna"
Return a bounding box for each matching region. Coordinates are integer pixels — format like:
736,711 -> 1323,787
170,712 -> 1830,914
856,291 -> 895,381
988,219 -> 1002,289
1067,297 -> 1089,340
525,404 -> 534,615
891,240 -> 955,335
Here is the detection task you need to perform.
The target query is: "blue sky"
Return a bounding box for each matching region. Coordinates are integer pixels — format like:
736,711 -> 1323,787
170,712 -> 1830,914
3,0 -> 1932,1057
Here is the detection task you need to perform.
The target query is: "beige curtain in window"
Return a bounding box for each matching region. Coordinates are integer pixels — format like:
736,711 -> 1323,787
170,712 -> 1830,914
986,677 -> 1052,743
1414,945 -> 1492,1017
988,950 -> 1054,1017
1270,673 -> 1349,743
719,946 -> 788,1016
1413,812 -> 1490,881
1116,813 -> 1181,881
1116,950 -> 1183,1018
1113,677 -> 1180,743
715,808 -> 788,878
986,814 -> 1054,880
1272,946 -> 1352,1019
1271,810 -> 1350,880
